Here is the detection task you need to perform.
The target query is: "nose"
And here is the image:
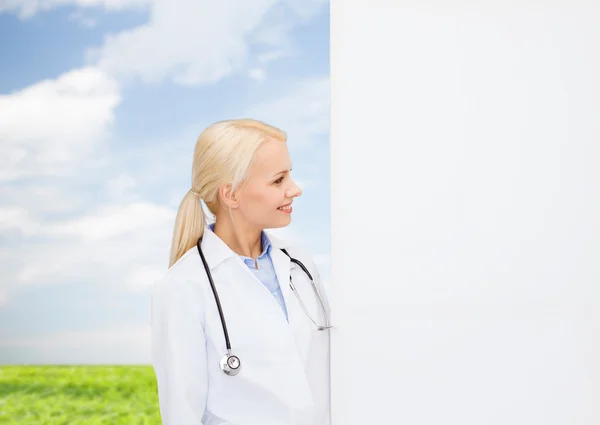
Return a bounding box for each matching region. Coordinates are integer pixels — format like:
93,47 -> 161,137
287,179 -> 303,198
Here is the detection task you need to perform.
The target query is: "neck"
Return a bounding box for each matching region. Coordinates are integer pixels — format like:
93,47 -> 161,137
213,216 -> 263,259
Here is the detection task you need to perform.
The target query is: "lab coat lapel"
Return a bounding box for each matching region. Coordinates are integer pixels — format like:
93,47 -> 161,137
271,245 -> 312,358
202,228 -> 316,412
271,245 -> 314,409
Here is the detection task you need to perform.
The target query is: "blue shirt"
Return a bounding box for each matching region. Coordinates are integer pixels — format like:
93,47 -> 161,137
209,223 -> 289,321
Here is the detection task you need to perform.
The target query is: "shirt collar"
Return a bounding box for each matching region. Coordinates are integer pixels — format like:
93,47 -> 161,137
204,223 -> 275,266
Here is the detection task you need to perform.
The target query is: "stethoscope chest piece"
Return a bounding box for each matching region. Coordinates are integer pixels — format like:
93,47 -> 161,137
220,351 -> 241,376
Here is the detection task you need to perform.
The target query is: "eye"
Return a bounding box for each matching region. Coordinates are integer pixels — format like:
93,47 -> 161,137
274,176 -> 284,184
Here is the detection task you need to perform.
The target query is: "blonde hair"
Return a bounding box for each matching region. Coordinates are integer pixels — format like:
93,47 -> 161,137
168,118 -> 287,268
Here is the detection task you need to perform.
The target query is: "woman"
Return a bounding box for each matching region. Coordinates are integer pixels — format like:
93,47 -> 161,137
151,119 -> 331,425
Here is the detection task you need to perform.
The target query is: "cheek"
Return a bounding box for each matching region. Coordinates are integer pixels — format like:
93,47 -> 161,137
243,189 -> 280,212
261,192 -> 284,210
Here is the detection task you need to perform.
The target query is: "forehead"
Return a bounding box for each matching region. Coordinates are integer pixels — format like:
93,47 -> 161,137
251,139 -> 291,174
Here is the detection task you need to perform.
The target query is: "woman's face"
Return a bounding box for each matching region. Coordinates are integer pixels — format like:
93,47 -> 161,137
232,138 -> 302,231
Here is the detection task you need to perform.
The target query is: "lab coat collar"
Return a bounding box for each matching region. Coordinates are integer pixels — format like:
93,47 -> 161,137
200,225 -> 294,270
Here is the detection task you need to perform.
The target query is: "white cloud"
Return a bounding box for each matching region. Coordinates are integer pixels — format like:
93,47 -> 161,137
0,66 -> 120,182
1,202 -> 175,287
249,21 -> 294,55
0,206 -> 39,237
0,0 -> 150,19
0,324 -> 151,364
1,1 -> 327,87
257,49 -> 290,64
68,10 -> 98,28
106,173 -> 137,200
1,0 -> 327,92
125,265 -> 165,290
44,202 -> 174,240
0,183 -> 91,216
248,67 -> 266,82
87,0 -> 278,85
283,0 -> 328,21
0,64 -> 170,304
83,0 -> 327,86
244,76 -> 330,149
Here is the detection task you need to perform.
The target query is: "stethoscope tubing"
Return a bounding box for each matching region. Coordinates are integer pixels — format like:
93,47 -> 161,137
196,236 -> 330,376
196,240 -> 232,351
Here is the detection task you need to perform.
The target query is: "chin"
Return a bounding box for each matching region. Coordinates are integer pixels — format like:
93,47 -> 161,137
265,216 -> 292,229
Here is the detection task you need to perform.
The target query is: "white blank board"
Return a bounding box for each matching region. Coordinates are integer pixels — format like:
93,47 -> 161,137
330,2 -> 600,424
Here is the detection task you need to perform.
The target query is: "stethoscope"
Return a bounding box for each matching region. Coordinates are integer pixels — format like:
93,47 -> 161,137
196,237 -> 331,376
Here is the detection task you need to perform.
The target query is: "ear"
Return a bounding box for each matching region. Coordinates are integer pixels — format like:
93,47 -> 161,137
218,183 -> 241,209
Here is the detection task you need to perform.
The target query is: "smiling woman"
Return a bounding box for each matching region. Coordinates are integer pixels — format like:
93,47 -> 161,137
169,119 -> 302,267
151,118 -> 331,425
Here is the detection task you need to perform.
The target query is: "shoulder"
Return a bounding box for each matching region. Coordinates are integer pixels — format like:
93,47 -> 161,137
150,245 -> 209,322
164,244 -> 205,283
265,230 -> 322,278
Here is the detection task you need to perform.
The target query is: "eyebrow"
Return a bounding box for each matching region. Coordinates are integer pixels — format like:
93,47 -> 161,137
270,167 -> 292,178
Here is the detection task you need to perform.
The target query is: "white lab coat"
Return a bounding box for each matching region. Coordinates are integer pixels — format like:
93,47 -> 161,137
150,225 -> 331,425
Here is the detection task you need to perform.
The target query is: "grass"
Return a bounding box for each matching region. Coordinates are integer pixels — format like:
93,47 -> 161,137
0,365 -> 162,425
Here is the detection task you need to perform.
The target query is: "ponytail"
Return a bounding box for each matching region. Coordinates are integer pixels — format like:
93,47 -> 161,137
168,189 -> 206,268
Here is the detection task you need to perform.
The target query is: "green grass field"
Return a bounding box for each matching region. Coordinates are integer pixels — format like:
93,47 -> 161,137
0,365 -> 162,424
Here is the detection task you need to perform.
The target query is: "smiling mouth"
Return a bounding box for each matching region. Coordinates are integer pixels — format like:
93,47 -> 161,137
277,203 -> 292,213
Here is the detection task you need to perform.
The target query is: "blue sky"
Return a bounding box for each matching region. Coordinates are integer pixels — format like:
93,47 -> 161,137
0,0 -> 330,364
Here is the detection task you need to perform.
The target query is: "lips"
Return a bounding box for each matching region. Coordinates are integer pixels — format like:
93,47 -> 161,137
277,203 -> 292,213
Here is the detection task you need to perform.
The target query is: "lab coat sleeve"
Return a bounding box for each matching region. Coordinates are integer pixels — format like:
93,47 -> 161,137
151,276 -> 208,425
